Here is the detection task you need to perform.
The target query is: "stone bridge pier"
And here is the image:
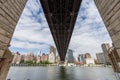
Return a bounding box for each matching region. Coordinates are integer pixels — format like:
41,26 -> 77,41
0,0 -> 27,80
0,0 -> 120,80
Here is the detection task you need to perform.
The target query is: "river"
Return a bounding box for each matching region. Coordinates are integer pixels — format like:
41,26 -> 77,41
6,66 -> 116,80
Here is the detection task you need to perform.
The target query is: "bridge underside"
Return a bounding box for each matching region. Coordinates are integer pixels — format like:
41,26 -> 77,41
40,0 -> 82,61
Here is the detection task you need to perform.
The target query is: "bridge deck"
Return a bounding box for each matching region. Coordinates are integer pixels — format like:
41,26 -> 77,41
40,0 -> 82,61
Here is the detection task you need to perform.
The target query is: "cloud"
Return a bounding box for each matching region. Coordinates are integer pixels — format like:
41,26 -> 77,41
69,0 -> 112,59
10,0 -> 55,54
10,0 -> 112,59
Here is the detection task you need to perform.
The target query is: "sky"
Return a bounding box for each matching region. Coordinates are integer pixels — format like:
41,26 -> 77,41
9,0 -> 112,59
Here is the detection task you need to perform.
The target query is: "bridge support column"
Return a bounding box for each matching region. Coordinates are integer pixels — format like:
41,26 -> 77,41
58,61 -> 65,66
0,49 -> 13,80
59,61 -> 65,64
0,0 -> 27,79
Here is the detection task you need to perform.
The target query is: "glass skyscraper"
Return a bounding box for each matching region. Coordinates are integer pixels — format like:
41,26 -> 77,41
66,49 -> 74,63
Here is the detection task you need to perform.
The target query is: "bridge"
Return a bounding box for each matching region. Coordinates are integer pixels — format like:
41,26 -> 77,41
40,0 -> 82,61
0,0 -> 120,79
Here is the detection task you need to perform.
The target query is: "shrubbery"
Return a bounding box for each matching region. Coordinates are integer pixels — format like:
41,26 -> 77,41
20,60 -> 52,65
41,60 -> 52,64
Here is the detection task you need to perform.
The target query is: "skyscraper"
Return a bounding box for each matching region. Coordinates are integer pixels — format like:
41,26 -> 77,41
36,52 -> 41,64
84,53 -> 91,59
96,52 -> 106,64
66,49 -> 74,63
101,43 -> 111,64
12,52 -> 22,64
24,52 -> 35,62
49,46 -> 56,63
50,46 -> 56,55
55,55 -> 60,63
78,54 -> 84,62
41,53 -> 49,62
84,53 -> 95,65
78,54 -> 85,64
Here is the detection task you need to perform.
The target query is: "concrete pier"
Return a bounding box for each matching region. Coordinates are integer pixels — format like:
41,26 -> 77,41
0,49 -> 13,80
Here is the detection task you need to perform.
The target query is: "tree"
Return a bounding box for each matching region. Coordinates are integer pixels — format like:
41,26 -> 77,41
20,60 -> 24,64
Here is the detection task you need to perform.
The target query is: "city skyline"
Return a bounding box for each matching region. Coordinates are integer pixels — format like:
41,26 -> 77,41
9,0 -> 112,59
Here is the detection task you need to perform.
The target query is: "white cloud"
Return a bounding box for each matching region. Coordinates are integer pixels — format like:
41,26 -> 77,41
10,0 -> 55,53
10,0 -> 112,59
69,0 -> 112,59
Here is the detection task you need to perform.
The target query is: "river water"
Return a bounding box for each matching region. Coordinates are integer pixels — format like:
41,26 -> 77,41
6,66 -> 116,80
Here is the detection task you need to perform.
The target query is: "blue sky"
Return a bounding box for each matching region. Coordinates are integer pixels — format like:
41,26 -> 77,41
9,0 -> 112,59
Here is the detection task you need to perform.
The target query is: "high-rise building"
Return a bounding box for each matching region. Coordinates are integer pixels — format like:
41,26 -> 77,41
49,46 -> 56,63
85,58 -> 95,65
55,55 -> 60,63
49,53 -> 55,63
41,53 -> 49,62
12,52 -> 22,64
36,53 -> 41,64
96,52 -> 106,64
36,51 -> 42,64
66,49 -> 74,63
84,53 -> 95,65
78,54 -> 85,64
21,55 -> 25,61
24,52 -> 35,62
84,53 -> 91,59
101,43 -> 111,64
50,46 -> 56,55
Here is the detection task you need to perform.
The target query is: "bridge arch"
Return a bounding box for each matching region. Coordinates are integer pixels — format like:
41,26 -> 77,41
0,0 -> 119,79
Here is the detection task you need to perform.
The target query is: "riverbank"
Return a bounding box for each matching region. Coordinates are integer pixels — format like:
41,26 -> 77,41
11,64 -> 58,66
11,64 -> 112,67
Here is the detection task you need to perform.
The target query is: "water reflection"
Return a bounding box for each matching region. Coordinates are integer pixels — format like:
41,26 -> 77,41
58,66 -> 76,80
7,66 -> 116,80
59,66 -> 67,80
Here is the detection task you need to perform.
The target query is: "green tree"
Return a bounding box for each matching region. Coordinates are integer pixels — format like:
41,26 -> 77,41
41,60 -> 51,64
20,60 -> 25,64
